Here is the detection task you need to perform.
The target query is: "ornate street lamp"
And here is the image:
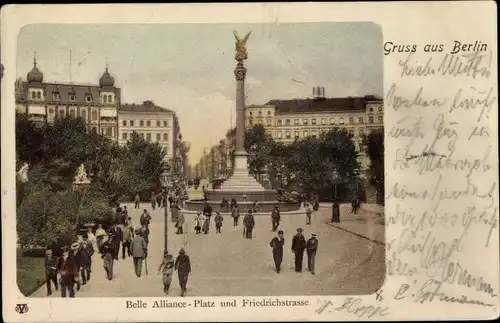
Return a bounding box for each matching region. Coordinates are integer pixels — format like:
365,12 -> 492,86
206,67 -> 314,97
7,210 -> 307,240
160,174 -> 170,253
332,169 -> 339,200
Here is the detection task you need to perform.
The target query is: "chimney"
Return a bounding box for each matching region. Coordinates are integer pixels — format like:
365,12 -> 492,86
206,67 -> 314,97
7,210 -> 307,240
313,86 -> 326,100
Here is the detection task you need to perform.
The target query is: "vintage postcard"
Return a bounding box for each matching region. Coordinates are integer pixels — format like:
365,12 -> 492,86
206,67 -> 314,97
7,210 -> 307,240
1,2 -> 498,322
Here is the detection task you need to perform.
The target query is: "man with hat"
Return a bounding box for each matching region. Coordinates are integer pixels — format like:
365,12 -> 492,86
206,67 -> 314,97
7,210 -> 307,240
243,209 -> 256,239
44,249 -> 58,296
71,242 -> 83,291
271,205 -> 281,232
306,233 -> 319,275
56,246 -> 78,297
157,251 -> 174,294
174,248 -> 191,297
269,230 -> 285,273
131,227 -> 148,277
101,229 -> 116,280
291,228 -> 306,273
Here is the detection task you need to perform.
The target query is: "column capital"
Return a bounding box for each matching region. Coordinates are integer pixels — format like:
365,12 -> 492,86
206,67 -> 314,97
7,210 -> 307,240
234,62 -> 247,81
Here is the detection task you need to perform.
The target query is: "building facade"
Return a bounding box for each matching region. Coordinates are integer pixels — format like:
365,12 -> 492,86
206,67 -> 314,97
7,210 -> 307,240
15,57 -> 120,139
118,101 -> 175,165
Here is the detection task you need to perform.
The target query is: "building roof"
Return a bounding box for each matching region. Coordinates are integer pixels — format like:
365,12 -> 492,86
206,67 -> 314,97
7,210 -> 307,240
119,101 -> 174,114
15,81 -> 121,106
266,97 -> 369,114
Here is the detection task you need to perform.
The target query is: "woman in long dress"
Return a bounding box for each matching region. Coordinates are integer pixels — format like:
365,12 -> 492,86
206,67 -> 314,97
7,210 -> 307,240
202,213 -> 210,234
87,227 -> 97,252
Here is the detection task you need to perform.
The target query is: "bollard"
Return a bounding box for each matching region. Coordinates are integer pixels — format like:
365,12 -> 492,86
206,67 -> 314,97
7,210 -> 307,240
331,203 -> 340,223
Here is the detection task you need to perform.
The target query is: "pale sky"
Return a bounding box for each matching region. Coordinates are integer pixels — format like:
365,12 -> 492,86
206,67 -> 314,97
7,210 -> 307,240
17,23 -> 383,164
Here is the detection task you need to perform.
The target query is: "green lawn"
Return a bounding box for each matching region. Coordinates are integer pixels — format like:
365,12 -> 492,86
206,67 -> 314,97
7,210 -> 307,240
16,248 -> 46,297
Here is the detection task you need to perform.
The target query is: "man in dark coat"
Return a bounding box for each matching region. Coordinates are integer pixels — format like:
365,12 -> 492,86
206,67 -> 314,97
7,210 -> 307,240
271,206 -> 281,232
140,225 -> 150,245
130,228 -> 148,277
44,249 -> 58,296
243,209 -> 256,239
57,246 -> 78,298
79,234 -> 94,282
203,202 -> 213,226
269,230 -> 285,273
174,248 -> 191,297
306,233 -> 319,275
291,228 -> 306,273
102,231 -> 115,280
140,209 -> 152,227
112,224 -> 123,260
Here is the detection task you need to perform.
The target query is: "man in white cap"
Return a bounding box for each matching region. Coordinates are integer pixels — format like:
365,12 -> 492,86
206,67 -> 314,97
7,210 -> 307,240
306,233 -> 319,275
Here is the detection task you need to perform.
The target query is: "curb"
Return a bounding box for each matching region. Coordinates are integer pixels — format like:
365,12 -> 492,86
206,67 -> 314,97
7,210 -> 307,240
326,222 -> 385,246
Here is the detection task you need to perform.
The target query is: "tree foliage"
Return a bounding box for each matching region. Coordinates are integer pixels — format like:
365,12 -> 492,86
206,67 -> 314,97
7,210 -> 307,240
366,129 -> 384,204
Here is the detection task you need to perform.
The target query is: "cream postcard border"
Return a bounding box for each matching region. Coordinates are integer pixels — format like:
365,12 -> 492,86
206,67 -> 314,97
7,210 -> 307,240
2,2 -> 499,322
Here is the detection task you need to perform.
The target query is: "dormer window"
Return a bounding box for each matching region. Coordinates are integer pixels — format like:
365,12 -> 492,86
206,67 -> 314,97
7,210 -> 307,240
108,95 -> 113,103
36,92 -> 41,99
53,92 -> 60,101
85,94 -> 92,103
103,95 -> 108,103
69,93 -> 76,101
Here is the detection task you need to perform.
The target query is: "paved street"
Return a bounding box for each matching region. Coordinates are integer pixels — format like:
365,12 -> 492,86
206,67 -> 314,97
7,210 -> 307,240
34,189 -> 385,297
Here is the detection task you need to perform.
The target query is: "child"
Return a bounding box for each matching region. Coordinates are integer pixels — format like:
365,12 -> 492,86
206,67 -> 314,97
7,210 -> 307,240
158,251 -> 175,294
214,212 -> 224,234
194,212 -> 202,234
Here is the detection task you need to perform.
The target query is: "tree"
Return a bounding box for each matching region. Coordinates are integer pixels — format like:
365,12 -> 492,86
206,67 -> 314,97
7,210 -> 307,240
245,124 -> 275,182
16,113 -> 45,165
366,129 -> 384,204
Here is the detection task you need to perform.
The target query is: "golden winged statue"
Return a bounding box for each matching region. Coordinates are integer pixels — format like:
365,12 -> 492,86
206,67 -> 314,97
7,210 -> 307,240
233,30 -> 251,61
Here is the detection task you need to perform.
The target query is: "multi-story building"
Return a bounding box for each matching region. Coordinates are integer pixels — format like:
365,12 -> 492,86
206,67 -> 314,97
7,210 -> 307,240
15,56 -> 120,139
118,100 -> 175,165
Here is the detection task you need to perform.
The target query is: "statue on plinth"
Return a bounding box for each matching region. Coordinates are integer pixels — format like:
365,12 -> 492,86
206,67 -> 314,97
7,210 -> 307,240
17,163 -> 29,183
233,30 -> 251,61
74,164 -> 89,183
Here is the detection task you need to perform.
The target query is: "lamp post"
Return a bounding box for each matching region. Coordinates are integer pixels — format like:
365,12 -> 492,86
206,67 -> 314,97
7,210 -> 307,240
332,169 -> 339,200
331,169 -> 340,223
161,174 -> 170,253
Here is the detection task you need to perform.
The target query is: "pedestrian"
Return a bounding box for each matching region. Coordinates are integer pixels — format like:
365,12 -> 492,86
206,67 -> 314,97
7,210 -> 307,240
112,224 -> 123,260
214,211 -> 223,234
243,209 -> 255,239
123,206 -> 129,221
140,209 -> 152,227
220,198 -> 226,213
95,224 -> 106,255
202,212 -> 210,234
271,205 -> 281,232
158,251 -> 174,294
134,193 -> 141,209
230,198 -> 237,211
252,200 -> 259,213
140,224 -> 150,245
131,228 -> 148,277
174,248 -> 191,297
306,233 -> 319,275
87,226 -> 97,253
151,192 -> 156,210
203,202 -> 212,226
351,197 -> 359,215
80,234 -> 94,282
194,211 -> 202,234
122,221 -> 134,259
269,230 -> 285,273
44,249 -> 58,296
71,242 -> 83,291
313,199 -> 319,212
168,195 -> 173,206
305,202 -> 313,225
101,230 -> 115,280
291,228 -> 306,273
231,205 -> 240,226
176,211 -> 185,235
56,246 -> 78,298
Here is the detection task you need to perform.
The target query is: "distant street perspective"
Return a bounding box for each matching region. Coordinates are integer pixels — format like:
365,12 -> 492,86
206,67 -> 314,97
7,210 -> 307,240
15,23 -> 385,298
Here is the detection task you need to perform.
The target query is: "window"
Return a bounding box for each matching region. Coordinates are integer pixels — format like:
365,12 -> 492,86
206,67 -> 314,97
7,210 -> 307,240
163,133 -> 169,141
86,95 -> 92,103
130,120 -> 134,127
369,107 -> 373,112
163,120 -> 168,127
258,119 -> 263,125
146,120 -> 151,127
378,116 -> 383,123
258,111 -> 262,116
59,109 -> 65,117
369,116 -> 374,123
163,146 -> 168,155
248,118 -> 253,126
277,131 -> 282,139
378,106 -> 383,112
80,109 -> 86,121
294,131 -> 300,139
285,119 -> 291,126
103,95 -> 108,103
140,120 -> 144,126
156,133 -> 161,141
140,133 -> 145,139
303,130 -> 309,137
330,118 -> 335,125
70,109 -> 76,118
303,119 -> 308,125
146,133 -> 151,141
36,91 -> 41,99
92,110 -> 98,121
69,93 -> 76,101
359,129 -> 365,136
122,120 -> 127,127
53,92 -> 60,101
157,120 -> 161,127
312,130 -> 317,138
321,118 -> 326,125
267,111 -> 271,116
359,117 -> 364,123
108,95 -> 112,103
340,117 -> 344,124
106,127 -> 112,137
277,119 -> 282,126
312,119 -> 316,125
266,119 -> 272,126
294,119 -> 299,125
349,129 -> 355,137
31,91 -> 36,100
349,117 -> 354,124
285,131 -> 291,139
122,133 -> 128,140
249,111 -> 253,116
